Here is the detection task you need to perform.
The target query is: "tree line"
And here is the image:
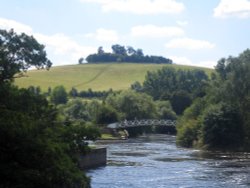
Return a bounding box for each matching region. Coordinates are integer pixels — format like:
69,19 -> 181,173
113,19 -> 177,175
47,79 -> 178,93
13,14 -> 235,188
83,44 -> 173,64
176,49 -> 250,150
33,85 -> 177,127
28,86 -> 114,102
26,84 -> 177,137
57,90 -> 177,136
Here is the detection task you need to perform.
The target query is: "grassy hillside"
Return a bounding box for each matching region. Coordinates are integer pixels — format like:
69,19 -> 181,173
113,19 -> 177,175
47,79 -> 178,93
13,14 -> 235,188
15,63 -> 213,92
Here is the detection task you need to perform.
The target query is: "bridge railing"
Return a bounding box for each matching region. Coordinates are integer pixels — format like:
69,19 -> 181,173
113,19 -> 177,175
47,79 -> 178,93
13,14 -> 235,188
108,119 -> 176,129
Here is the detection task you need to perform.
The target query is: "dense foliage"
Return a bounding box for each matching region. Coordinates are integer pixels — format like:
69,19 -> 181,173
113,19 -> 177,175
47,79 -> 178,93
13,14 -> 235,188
106,90 -> 157,120
58,89 -> 177,136
85,44 -> 172,64
58,98 -> 119,125
202,104 -> 244,148
141,67 -> 208,115
105,90 -> 176,136
0,84 -> 91,188
51,85 -> 68,105
0,29 -> 92,187
69,87 -> 114,99
177,49 -> 250,150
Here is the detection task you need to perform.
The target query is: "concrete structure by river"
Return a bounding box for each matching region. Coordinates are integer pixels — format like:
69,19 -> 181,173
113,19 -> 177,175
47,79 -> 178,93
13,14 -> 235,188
79,147 -> 107,169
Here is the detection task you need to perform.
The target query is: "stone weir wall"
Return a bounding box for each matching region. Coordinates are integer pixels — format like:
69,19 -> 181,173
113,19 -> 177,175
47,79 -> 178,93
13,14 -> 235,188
79,147 -> 107,169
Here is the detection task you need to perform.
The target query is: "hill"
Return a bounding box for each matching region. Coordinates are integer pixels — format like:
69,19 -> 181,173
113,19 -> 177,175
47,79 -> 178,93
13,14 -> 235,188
15,63 -> 213,92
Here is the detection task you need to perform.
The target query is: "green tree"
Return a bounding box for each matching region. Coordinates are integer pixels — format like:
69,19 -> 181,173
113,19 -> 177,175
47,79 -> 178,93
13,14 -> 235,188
177,49 -> 250,150
210,49 -> 250,147
202,104 -> 244,149
0,85 -> 91,188
64,122 -> 101,153
97,46 -> 104,54
86,44 -> 172,64
143,67 -> 176,100
51,85 -> 68,105
106,90 -> 157,120
106,90 -> 157,136
155,100 -> 177,120
170,91 -> 192,115
111,44 -> 127,56
143,67 -> 208,114
135,48 -> 144,57
176,98 -> 207,148
0,29 -> 52,82
143,67 -> 208,100
60,99 -> 90,122
69,87 -> 78,98
131,81 -> 143,92
78,57 -> 84,64
87,100 -> 102,122
95,104 -> 119,125
0,29 -> 91,187
126,46 -> 136,56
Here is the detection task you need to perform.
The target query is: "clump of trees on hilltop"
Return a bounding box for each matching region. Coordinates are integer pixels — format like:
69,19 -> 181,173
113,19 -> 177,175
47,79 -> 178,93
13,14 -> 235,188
84,44 -> 172,64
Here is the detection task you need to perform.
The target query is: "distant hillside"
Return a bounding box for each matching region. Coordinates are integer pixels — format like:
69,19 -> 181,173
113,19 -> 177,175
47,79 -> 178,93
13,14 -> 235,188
15,63 -> 213,92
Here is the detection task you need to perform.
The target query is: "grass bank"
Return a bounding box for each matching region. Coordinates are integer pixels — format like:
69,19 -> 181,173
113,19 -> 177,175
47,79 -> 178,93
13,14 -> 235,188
15,63 -> 213,91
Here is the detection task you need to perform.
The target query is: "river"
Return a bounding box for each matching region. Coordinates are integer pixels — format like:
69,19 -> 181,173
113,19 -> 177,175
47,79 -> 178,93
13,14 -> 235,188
87,134 -> 250,188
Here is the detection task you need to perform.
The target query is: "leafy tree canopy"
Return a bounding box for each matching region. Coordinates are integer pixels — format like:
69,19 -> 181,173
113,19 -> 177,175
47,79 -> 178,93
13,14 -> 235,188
142,67 -> 208,114
0,84 -> 91,188
177,49 -> 250,150
0,29 -> 52,82
51,85 -> 68,105
106,90 -> 158,120
85,44 -> 172,64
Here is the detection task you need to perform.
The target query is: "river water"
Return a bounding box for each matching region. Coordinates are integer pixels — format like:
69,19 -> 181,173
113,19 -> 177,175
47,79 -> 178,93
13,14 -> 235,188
87,134 -> 250,188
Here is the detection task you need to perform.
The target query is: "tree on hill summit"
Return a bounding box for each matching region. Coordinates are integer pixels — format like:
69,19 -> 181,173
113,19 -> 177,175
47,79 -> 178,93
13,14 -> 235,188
85,44 -> 172,64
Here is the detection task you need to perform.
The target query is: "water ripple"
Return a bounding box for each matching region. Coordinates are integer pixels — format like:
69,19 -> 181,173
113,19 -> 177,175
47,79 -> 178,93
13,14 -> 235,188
87,134 -> 250,188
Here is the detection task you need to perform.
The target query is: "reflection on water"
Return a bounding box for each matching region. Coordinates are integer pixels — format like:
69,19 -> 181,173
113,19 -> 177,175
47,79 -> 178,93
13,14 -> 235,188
87,135 -> 250,188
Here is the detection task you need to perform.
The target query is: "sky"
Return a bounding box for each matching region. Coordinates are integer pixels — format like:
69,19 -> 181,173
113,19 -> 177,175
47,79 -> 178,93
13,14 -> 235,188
0,0 -> 250,68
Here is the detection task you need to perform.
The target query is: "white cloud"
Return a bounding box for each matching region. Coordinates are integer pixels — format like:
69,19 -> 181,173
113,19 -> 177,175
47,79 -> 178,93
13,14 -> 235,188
80,0 -> 185,14
131,25 -> 184,38
0,17 -> 33,34
169,56 -> 192,65
86,28 -> 119,42
198,60 -> 217,68
165,37 -> 215,50
176,20 -> 188,27
170,56 -> 216,68
0,17 -> 96,65
214,0 -> 250,18
96,29 -> 118,42
84,33 -> 95,38
35,33 -> 96,59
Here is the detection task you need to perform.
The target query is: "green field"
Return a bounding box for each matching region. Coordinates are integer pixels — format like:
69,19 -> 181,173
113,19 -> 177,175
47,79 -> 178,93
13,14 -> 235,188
15,63 -> 213,92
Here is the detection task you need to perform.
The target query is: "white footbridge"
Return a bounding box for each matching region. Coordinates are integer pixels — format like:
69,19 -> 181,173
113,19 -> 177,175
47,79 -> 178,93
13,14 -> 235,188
107,119 -> 176,129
